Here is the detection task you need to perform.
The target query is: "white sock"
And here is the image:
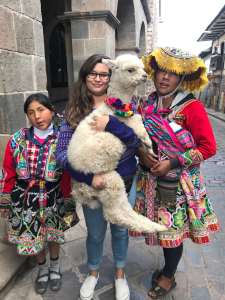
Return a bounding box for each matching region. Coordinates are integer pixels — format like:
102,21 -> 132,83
50,257 -> 60,280
38,260 -> 49,282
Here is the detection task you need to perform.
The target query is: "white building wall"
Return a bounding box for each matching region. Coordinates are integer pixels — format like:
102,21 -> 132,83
203,54 -> 211,74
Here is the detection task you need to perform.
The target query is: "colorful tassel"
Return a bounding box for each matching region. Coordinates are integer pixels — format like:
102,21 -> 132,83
104,97 -> 134,118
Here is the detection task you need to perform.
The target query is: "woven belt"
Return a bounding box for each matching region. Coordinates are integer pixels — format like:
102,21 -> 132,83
23,180 -> 47,234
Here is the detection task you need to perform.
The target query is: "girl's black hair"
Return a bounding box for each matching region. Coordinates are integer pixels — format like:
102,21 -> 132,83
24,93 -> 54,114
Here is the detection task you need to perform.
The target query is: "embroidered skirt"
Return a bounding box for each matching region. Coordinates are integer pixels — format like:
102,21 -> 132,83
129,164 -> 219,248
8,179 -> 79,256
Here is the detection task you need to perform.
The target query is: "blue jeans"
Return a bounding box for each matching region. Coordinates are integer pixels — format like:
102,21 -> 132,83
82,175 -> 136,271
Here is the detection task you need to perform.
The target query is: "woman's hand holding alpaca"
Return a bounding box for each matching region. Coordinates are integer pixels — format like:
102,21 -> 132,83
151,160 -> 172,177
91,172 -> 106,189
88,115 -> 109,133
137,146 -> 158,167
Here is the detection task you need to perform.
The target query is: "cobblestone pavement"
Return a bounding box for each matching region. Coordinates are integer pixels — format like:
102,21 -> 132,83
4,115 -> 225,300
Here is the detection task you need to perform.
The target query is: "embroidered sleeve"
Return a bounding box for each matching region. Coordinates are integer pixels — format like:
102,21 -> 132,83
177,149 -> 203,168
64,197 -> 76,212
0,193 -> 12,208
1,139 -> 17,206
177,101 -> 216,168
56,118 -> 74,169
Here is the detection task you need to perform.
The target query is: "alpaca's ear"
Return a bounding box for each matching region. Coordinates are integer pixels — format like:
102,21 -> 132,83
102,59 -> 118,70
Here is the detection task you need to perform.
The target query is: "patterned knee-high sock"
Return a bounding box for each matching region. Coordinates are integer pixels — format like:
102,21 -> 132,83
38,259 -> 49,282
50,257 -> 60,280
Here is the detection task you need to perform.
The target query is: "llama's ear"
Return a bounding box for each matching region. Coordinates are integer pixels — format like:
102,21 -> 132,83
102,59 -> 118,70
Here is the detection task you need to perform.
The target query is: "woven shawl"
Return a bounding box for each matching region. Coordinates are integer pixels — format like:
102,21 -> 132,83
140,92 -> 195,158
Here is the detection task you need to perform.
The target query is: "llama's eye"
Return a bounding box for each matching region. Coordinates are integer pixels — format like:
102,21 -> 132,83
127,68 -> 135,73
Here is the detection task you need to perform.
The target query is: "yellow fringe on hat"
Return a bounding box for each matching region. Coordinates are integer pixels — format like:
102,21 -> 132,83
141,48 -> 209,93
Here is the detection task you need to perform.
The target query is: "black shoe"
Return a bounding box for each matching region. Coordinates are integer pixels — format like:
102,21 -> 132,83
35,271 -> 49,294
148,276 -> 177,299
49,270 -> 62,291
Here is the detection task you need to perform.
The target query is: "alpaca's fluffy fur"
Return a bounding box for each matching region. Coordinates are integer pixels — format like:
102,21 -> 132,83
67,54 -> 167,233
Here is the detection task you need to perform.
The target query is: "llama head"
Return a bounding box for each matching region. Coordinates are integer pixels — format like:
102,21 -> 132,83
102,54 -> 147,90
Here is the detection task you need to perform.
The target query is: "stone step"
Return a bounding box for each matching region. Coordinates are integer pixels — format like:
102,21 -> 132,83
0,248 -> 27,299
0,218 -> 27,298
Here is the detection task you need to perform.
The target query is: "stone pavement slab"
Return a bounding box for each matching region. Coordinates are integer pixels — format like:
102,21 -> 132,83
191,287 -> 211,300
185,266 -> 206,286
42,269 -> 82,300
4,282 -> 42,300
124,245 -> 158,277
78,256 -> 115,291
185,249 -> 200,265
61,238 -> 88,267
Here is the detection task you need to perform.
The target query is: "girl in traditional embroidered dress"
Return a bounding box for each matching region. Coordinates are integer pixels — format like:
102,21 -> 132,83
130,47 -> 219,299
0,93 -> 79,294
56,54 -> 140,300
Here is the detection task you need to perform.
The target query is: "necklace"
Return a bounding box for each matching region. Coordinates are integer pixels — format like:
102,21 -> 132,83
104,97 -> 134,118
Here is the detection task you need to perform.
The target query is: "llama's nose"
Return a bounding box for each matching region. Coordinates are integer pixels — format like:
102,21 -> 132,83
142,74 -> 148,82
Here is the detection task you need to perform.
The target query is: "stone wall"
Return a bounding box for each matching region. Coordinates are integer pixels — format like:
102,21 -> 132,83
146,0 -> 158,53
145,0 -> 158,97
0,0 -> 47,137
64,0 -> 152,82
203,76 -> 225,110
62,0 -> 119,81
71,17 -> 116,81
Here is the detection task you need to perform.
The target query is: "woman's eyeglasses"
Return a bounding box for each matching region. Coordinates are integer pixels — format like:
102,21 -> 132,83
87,71 -> 110,80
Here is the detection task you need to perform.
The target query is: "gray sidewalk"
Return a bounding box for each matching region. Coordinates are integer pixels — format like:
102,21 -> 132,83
3,115 -> 225,300
205,107 -> 225,123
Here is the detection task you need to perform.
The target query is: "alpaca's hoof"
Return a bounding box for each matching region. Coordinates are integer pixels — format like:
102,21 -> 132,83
155,224 -> 168,232
149,149 -> 155,156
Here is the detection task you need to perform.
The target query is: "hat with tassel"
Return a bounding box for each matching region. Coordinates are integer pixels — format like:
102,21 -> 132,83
142,47 -> 209,92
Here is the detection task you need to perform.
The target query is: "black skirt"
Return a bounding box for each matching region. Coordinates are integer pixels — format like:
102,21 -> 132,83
8,179 -> 79,256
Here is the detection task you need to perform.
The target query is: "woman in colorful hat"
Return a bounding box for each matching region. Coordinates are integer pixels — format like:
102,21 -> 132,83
131,47 -> 219,299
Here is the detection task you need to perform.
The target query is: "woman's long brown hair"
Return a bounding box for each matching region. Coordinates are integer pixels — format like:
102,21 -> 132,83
66,54 -> 110,130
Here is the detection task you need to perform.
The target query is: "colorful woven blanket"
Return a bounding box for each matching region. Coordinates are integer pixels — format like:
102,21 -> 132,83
140,93 -> 195,158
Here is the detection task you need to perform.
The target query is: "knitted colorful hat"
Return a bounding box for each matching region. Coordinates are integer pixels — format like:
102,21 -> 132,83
141,47 -> 209,92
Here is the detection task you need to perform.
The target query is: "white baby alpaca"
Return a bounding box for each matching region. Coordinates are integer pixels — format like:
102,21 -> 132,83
67,54 -> 167,233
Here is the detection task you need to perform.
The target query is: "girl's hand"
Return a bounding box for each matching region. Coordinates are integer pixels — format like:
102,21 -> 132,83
137,146 -> 158,167
64,211 -> 76,222
88,115 -> 109,133
0,209 -> 10,218
91,172 -> 106,189
151,160 -> 172,177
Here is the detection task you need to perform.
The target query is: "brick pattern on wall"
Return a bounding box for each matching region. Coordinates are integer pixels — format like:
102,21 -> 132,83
205,76 -> 225,109
0,1 -> 48,135
147,0 -> 158,54
145,0 -> 158,97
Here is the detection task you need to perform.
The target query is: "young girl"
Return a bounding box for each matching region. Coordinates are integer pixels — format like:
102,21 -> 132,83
130,47 -> 219,299
56,54 -> 140,300
0,93 -> 79,294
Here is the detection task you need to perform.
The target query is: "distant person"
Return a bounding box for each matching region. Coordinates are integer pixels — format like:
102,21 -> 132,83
205,84 -> 210,105
212,47 -> 218,55
130,47 -> 219,299
0,93 -> 79,295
